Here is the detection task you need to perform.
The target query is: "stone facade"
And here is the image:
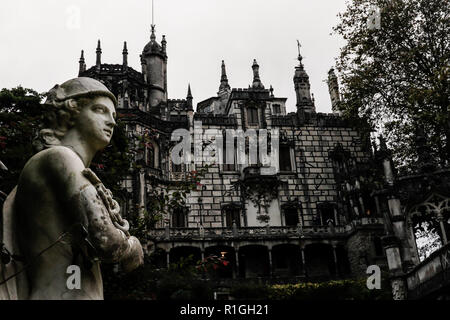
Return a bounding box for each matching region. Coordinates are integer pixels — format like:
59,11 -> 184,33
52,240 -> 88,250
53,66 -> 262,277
77,26 -> 388,281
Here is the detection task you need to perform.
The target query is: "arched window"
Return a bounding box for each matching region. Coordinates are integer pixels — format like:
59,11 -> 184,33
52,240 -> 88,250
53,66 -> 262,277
409,194 -> 450,261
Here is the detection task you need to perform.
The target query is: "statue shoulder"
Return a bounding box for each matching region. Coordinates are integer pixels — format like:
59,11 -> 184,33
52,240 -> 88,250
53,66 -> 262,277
20,146 -> 85,184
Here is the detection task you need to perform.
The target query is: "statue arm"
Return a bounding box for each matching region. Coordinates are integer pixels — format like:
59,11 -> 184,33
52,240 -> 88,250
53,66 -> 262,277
43,147 -> 143,270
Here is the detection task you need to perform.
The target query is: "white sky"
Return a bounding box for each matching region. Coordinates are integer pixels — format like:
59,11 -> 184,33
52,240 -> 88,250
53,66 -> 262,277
0,0 -> 349,113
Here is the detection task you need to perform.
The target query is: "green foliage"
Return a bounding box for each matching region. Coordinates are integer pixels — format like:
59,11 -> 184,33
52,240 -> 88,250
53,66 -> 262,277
268,279 -> 392,300
0,87 -> 44,193
0,86 -> 132,197
103,254 -> 215,300
229,282 -> 271,300
334,0 -> 450,172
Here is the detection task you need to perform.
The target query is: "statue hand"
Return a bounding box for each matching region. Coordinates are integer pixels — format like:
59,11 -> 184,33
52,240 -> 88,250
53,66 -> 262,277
120,236 -> 144,273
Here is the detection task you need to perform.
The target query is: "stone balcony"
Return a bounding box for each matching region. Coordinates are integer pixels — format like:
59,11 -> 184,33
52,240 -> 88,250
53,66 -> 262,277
147,217 -> 384,242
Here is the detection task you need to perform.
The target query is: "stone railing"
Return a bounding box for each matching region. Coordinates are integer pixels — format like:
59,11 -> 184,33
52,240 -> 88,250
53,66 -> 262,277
406,243 -> 450,299
148,225 -> 352,241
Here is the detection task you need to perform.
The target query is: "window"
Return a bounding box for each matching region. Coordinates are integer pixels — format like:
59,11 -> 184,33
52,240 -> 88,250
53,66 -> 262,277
319,203 -> 335,226
171,149 -> 183,172
374,237 -> 384,256
146,145 -> 155,167
279,145 -> 292,171
224,207 -> 241,227
247,108 -> 259,125
273,104 -> 281,114
222,140 -> 235,171
172,208 -> 187,228
284,207 -> 299,226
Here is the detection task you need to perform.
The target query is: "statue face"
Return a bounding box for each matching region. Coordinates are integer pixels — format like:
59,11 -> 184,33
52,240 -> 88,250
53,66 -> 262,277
74,96 -> 116,150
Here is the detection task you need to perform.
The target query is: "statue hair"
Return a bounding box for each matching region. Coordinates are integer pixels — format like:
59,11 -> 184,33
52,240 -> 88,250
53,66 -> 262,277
33,97 -> 88,153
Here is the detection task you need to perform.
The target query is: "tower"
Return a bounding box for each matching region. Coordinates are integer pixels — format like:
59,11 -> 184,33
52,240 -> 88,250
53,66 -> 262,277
293,42 -> 315,113
141,25 -> 168,110
327,68 -> 341,115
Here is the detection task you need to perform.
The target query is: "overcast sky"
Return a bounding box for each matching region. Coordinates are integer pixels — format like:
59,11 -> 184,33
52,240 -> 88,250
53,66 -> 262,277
0,0 -> 349,113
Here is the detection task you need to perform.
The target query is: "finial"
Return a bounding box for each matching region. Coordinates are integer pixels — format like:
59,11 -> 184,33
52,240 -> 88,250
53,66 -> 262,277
96,39 -> 101,51
269,85 -> 274,97
296,40 -> 304,67
150,24 -> 156,41
79,50 -> 85,62
311,93 -> 315,105
123,41 -> 128,54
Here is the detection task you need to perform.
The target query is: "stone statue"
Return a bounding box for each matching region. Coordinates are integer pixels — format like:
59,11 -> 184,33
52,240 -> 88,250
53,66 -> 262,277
0,77 -> 144,300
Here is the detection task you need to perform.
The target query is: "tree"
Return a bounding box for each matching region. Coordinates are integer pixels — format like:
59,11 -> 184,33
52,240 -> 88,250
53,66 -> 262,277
0,86 -> 132,196
0,87 -> 43,194
334,0 -> 449,173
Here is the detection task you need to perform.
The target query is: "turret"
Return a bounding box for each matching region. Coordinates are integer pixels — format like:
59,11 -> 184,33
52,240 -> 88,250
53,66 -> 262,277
141,25 -> 168,110
96,40 -> 102,71
327,68 -> 341,115
251,59 -> 265,90
78,50 -> 86,76
293,43 -> 315,113
122,41 -> 128,70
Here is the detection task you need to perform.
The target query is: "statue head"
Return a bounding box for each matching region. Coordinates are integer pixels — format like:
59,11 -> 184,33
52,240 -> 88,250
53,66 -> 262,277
36,77 -> 118,151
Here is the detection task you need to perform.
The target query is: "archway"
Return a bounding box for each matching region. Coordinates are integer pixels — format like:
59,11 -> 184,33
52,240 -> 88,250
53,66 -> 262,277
238,245 -> 270,278
272,244 -> 301,277
304,243 -> 335,279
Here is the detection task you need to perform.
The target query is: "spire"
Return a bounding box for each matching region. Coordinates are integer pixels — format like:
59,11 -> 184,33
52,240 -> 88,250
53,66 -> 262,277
218,60 -> 231,94
122,41 -> 128,69
187,84 -> 192,99
186,84 -> 193,111
78,50 -> 86,76
328,67 -> 341,115
251,59 -> 265,90
96,40 -> 102,71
